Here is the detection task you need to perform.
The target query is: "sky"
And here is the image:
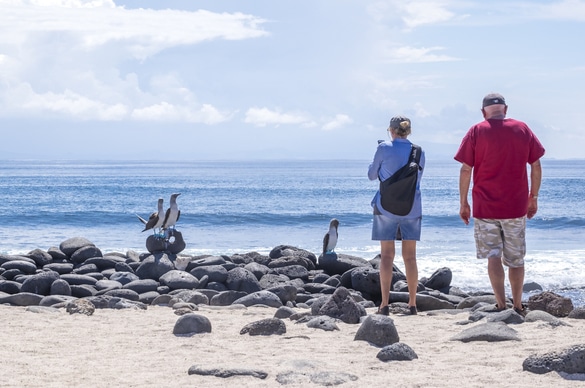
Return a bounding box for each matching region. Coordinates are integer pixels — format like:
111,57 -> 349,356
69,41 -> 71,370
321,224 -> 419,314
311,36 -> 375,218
0,0 -> 584,161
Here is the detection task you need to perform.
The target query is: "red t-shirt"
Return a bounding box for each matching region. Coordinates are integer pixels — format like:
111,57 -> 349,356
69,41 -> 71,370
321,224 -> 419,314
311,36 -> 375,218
454,118 -> 545,219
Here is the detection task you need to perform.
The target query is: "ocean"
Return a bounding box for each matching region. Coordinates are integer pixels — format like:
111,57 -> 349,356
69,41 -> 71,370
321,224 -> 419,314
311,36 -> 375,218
1,159 -> 584,306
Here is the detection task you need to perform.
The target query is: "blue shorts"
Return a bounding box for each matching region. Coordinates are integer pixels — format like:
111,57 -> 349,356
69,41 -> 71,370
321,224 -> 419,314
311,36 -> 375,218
371,205 -> 421,241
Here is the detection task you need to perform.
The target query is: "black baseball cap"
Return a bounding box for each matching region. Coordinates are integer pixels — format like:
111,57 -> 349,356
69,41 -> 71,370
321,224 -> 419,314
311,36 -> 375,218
482,93 -> 506,108
389,115 -> 411,129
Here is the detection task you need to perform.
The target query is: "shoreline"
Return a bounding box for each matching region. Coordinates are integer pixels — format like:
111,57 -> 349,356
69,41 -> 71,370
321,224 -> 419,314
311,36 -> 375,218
2,240 -> 585,309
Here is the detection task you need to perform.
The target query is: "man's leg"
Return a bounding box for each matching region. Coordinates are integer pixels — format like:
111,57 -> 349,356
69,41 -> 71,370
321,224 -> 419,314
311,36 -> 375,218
379,240 -> 395,308
487,257 -> 507,309
401,240 -> 418,307
476,219 -> 506,308
509,266 -> 525,310
501,217 -> 527,310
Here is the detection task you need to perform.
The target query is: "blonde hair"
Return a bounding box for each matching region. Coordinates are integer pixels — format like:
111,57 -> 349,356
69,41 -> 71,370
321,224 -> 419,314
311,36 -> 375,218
393,120 -> 411,137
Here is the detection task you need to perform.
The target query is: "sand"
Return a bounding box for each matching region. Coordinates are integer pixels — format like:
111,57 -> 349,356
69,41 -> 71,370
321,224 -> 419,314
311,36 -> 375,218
1,304 -> 584,388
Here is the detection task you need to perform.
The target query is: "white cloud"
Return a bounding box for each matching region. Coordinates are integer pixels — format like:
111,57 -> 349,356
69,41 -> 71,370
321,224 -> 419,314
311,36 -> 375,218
0,1 -> 268,59
0,0 -> 268,122
383,46 -> 459,63
400,1 -> 457,28
244,107 -> 313,127
13,83 -> 128,120
130,102 -> 231,124
322,114 -> 353,131
534,0 -> 585,21
368,0 -> 459,28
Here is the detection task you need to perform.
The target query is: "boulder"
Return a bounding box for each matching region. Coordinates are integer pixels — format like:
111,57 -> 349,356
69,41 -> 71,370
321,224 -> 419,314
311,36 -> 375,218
527,291 -> 574,317
240,318 -> 286,336
0,280 -> 22,294
451,322 -> 520,342
70,245 -> 103,265
110,271 -> 140,285
190,265 -> 228,284
377,343 -> 418,362
271,265 -> 309,281
59,237 -> 95,257
173,314 -> 212,335
523,344 -> 585,374
568,307 -> 585,319
350,267 -> 381,297
43,263 -> 74,274
104,289 -> 140,301
21,271 -> 60,295
60,274 -> 98,286
318,252 -> 371,276
66,298 -> 96,315
210,290 -> 248,306
269,245 -> 317,267
171,290 -> 209,305
26,249 -> 53,267
233,290 -> 283,308
135,253 -> 175,281
146,230 -> 185,254
1,260 -> 37,274
315,286 -> 366,324
306,316 -> 340,331
243,262 -> 270,280
159,270 -> 199,290
0,292 -> 43,306
354,314 -> 400,347
50,279 -> 72,296
389,292 -> 455,311
423,267 -> 452,292
265,284 -> 297,304
123,279 -> 159,294
226,267 -> 262,294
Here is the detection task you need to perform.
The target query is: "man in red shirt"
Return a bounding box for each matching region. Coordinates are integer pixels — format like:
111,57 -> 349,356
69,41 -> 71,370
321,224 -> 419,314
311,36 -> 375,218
454,93 -> 545,316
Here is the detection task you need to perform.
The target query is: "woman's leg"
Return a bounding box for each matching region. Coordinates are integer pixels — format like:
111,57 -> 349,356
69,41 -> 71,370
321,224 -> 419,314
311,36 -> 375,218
379,240 -> 395,308
401,240 -> 418,307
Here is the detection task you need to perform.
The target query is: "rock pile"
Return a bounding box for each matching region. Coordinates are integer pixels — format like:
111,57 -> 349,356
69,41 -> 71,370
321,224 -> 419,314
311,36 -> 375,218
0,236 -> 578,323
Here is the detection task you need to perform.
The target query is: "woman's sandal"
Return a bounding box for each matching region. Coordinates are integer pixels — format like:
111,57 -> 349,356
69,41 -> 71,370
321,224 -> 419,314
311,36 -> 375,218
376,305 -> 389,316
409,306 -> 417,315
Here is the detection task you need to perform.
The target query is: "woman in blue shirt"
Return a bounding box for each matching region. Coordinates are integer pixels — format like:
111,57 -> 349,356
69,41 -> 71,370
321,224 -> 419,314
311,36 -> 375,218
368,115 -> 425,315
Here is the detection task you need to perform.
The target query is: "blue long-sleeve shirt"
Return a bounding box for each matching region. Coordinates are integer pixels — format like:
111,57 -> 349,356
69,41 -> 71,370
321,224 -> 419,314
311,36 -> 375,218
368,138 -> 425,218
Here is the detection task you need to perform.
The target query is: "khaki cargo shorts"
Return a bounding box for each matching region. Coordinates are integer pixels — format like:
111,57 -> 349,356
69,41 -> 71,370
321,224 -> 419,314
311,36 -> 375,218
473,217 -> 526,268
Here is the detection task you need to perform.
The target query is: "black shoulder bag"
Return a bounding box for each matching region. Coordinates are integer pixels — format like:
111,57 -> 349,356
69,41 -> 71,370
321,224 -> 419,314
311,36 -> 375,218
379,145 -> 422,216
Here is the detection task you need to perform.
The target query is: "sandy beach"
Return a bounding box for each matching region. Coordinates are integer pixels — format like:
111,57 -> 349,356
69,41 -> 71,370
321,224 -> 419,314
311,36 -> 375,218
1,303 -> 584,388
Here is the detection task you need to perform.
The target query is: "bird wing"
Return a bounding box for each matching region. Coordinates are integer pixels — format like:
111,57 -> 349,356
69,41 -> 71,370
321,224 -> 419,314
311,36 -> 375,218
322,233 -> 329,255
136,214 -> 148,225
176,210 -> 180,223
162,208 -> 171,228
142,212 -> 159,232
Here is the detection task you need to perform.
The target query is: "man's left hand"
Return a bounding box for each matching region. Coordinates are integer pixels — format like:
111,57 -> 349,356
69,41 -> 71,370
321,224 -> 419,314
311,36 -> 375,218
527,197 -> 538,219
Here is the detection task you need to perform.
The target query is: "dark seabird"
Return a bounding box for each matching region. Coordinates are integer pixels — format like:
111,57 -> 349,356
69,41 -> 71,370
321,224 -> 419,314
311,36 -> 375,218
136,198 -> 164,235
322,218 -> 339,256
162,193 -> 181,231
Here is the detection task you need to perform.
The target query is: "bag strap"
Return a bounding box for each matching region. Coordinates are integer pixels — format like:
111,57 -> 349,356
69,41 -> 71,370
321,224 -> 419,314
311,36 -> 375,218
410,144 -> 422,169
378,144 -> 422,182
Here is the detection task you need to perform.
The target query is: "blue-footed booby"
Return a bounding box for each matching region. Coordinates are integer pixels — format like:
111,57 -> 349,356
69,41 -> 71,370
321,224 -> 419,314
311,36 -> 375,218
137,198 -> 165,236
322,218 -> 339,256
162,193 -> 181,231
